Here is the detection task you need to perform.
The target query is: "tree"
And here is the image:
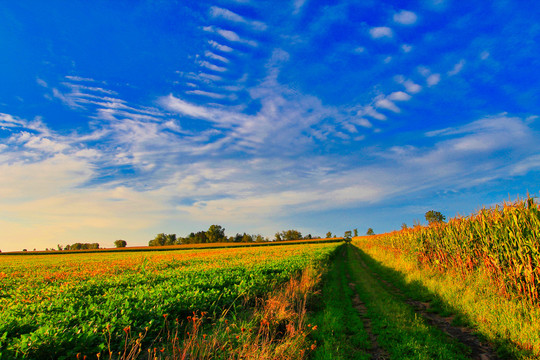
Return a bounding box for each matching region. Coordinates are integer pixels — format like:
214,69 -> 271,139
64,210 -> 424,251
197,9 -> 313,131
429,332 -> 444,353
353,228 -> 358,237
149,233 -> 167,246
233,233 -> 244,243
366,228 -> 375,236
326,231 -> 332,238
241,233 -> 252,242
207,225 -> 226,243
279,229 -> 302,241
344,231 -> 352,243
65,243 -> 99,250
425,210 -> 446,225
164,234 -> 177,246
254,234 -> 266,242
401,223 -> 408,230
114,240 -> 127,248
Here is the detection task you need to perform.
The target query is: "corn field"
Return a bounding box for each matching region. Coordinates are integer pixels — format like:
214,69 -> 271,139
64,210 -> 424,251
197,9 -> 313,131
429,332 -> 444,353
363,197 -> 540,304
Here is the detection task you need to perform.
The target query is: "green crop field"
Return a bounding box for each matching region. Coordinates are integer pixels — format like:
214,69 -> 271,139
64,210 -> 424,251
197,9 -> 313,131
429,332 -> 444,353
0,242 -> 339,359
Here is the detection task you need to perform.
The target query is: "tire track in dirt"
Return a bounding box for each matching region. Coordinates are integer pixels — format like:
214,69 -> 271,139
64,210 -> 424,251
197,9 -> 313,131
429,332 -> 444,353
345,273 -> 390,360
354,253 -> 500,360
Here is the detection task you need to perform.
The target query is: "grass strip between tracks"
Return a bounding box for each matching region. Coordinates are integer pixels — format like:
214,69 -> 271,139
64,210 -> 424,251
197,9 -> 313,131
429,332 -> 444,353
344,244 -> 470,360
309,245 -> 370,360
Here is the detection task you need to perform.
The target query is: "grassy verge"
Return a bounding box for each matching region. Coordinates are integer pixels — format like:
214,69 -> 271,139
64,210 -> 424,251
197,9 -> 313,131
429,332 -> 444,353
346,244 -> 470,360
309,245 -> 370,360
355,239 -> 540,359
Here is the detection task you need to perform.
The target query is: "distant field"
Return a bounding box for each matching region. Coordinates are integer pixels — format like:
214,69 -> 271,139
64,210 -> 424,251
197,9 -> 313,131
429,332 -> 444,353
0,242 -> 340,359
0,237 -> 343,256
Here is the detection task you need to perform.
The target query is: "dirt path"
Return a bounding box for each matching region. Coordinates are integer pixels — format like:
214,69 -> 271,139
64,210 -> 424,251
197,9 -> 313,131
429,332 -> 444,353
346,273 -> 390,360
354,251 -> 500,360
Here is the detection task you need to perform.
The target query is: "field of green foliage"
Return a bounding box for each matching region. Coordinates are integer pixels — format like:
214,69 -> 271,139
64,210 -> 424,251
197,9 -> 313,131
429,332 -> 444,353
0,242 -> 339,359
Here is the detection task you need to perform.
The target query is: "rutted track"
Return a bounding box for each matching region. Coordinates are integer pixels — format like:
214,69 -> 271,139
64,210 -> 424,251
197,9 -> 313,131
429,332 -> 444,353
346,276 -> 390,360
350,245 -> 500,360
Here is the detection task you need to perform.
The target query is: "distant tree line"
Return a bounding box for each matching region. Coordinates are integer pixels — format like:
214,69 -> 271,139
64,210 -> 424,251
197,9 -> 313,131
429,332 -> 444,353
63,243 -> 100,250
274,229 -> 317,241
148,226 -> 322,247
22,224 -> 379,253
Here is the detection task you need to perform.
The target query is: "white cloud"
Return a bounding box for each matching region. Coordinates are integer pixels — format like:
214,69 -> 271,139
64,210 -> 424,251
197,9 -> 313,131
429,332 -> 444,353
353,118 -> 373,128
417,66 -> 431,77
401,44 -> 413,53
188,72 -> 224,82
64,76 -> 96,82
480,51 -> 490,60
186,90 -> 227,99
63,83 -> 117,95
36,78 -> 48,88
427,73 -> 441,86
24,136 -> 69,153
204,26 -> 258,47
511,155 -> 540,175
395,76 -> 422,94
447,59 -> 465,76
359,105 -> 387,121
52,88 -> 84,109
393,10 -> 418,25
0,113 -> 24,128
404,80 -> 422,93
388,91 -> 412,101
354,46 -> 366,54
342,122 -> 358,133
200,61 -> 227,72
205,51 -> 230,63
208,40 -> 233,53
209,6 -> 267,31
160,94 -> 215,120
293,0 -> 308,14
0,153 -> 93,199
375,98 -> 400,113
369,27 -> 393,39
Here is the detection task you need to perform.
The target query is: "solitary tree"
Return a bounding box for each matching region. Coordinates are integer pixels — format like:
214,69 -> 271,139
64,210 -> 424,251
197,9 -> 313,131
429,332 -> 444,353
344,230 -> 352,243
425,210 -> 446,225
353,228 -> 358,237
326,231 -> 332,238
366,228 -> 375,236
114,240 -> 127,248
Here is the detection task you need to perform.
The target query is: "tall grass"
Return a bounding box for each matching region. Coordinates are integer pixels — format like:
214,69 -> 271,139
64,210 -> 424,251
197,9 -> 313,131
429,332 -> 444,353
366,196 -> 540,304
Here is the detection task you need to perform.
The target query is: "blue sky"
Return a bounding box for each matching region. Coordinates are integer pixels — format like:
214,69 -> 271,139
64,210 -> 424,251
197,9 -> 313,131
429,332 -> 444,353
1,0 -> 539,251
